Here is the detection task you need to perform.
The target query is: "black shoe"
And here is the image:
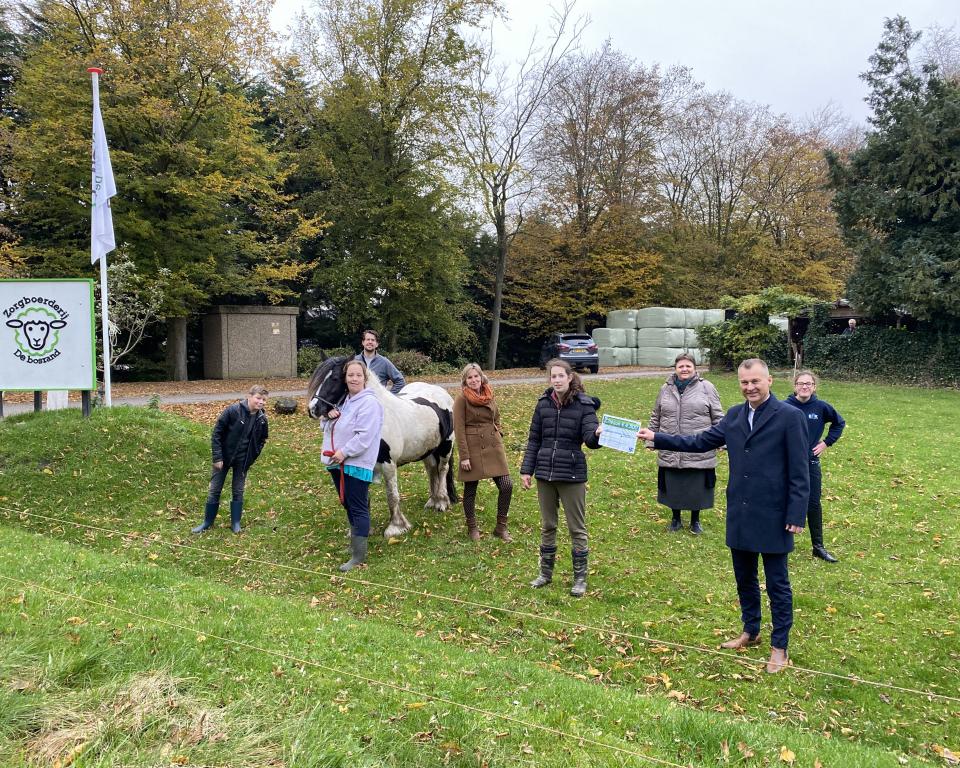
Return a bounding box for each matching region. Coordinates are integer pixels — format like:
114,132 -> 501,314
667,518 -> 682,532
813,545 -> 838,563
690,521 -> 704,535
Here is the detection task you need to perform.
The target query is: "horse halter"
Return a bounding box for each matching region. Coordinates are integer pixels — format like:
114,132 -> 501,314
309,386 -> 344,418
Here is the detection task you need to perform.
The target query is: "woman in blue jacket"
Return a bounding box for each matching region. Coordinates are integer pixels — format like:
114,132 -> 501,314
785,370 -> 846,563
322,359 -> 385,572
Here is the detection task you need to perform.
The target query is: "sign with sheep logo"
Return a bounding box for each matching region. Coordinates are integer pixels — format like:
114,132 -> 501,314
1,280 -> 96,391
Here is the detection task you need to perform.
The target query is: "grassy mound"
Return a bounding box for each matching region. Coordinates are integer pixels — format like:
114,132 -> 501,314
1,378 -> 958,766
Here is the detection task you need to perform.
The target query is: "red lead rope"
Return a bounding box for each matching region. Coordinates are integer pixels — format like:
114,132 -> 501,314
323,419 -> 346,504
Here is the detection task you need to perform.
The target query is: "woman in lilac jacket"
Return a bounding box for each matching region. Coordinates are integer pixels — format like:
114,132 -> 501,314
321,359 -> 384,572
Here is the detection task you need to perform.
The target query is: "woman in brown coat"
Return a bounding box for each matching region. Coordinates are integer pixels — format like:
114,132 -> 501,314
453,363 -> 513,542
647,352 -> 724,534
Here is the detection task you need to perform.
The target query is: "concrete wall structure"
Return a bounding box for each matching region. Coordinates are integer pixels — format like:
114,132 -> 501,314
202,305 -> 298,379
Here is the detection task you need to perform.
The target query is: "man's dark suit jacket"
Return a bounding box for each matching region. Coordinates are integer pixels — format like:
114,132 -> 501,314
653,394 -> 810,554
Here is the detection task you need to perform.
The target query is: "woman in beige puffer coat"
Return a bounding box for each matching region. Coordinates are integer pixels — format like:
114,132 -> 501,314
647,353 -> 724,534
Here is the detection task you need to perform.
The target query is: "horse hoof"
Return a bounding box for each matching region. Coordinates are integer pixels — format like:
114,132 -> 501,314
383,526 -> 409,539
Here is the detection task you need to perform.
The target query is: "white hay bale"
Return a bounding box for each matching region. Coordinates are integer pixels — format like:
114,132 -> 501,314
623,328 -> 637,347
685,328 -> 700,348
606,309 -> 639,329
598,347 -> 619,367
635,347 -> 687,367
687,347 -> 708,365
702,309 -> 725,325
683,308 -> 705,327
631,347 -> 639,365
636,307 -> 686,328
592,327 -> 627,347
636,327 -> 686,348
769,314 -> 789,331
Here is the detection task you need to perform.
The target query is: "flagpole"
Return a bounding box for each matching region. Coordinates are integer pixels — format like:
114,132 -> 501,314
88,66 -> 112,407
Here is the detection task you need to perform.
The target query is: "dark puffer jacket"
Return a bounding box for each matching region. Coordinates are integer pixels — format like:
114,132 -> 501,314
212,400 -> 269,471
520,389 -> 601,482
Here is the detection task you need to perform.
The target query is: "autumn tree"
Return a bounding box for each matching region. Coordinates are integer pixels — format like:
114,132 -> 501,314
536,43 -> 664,330
8,0 -> 317,378
651,81 -> 851,305
457,1 -> 581,368
295,0 -> 492,353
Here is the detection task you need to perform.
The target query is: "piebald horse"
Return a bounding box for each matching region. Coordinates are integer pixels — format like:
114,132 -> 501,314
307,356 -> 457,537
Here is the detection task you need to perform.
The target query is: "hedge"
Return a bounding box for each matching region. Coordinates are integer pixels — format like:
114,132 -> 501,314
804,326 -> 960,386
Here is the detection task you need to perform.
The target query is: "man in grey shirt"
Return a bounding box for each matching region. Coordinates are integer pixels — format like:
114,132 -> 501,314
355,329 -> 406,394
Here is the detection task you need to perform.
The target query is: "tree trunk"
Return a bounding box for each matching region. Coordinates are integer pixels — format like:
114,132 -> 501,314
576,317 -> 586,333
486,228 -> 509,371
165,316 -> 188,381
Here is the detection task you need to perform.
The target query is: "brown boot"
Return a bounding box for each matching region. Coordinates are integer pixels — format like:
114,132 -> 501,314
464,510 -> 481,542
720,632 -> 761,650
493,513 -> 512,542
766,647 -> 790,674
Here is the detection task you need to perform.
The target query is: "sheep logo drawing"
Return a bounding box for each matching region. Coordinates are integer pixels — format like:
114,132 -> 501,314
5,302 -> 69,363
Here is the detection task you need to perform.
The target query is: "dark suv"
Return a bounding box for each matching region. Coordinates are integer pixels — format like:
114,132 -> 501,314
539,333 -> 599,373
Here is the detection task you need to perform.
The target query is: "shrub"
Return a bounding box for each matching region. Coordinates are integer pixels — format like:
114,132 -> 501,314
297,347 -> 323,377
321,346 -> 356,361
389,349 -> 434,377
696,287 -> 812,370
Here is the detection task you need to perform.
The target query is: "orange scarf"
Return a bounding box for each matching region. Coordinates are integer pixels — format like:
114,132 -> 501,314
463,382 -> 494,406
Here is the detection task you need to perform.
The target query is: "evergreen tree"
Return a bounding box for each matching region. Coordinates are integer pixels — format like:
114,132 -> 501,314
829,16 -> 960,323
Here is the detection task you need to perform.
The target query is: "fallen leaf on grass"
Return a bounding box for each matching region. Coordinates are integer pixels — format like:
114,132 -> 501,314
932,744 -> 959,765
737,742 -> 755,758
779,746 -> 796,763
52,742 -> 86,768
406,702 -> 427,710
65,616 -> 86,626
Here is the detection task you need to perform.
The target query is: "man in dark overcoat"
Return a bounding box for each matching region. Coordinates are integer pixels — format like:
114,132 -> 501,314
638,358 -> 809,673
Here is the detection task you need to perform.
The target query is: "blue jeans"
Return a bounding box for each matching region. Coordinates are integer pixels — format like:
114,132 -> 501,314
207,463 -> 247,505
329,468 -> 371,537
730,549 -> 793,650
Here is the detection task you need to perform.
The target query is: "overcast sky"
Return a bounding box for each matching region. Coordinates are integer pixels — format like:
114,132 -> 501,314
271,0 -> 959,124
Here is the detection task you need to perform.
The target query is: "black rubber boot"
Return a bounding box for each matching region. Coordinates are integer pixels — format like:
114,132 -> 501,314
340,535 -> 368,572
530,545 -> 557,588
570,549 -> 588,597
230,501 -> 243,534
191,502 -> 218,534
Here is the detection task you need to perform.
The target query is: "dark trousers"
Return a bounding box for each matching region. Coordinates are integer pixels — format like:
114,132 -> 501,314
807,459 -> 824,548
329,468 -> 371,537
206,462 -> 247,505
730,548 -> 793,650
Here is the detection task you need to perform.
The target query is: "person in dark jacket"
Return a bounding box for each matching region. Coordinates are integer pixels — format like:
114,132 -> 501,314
786,370 -> 846,563
520,359 -> 602,597
638,358 -> 809,674
191,385 -> 269,535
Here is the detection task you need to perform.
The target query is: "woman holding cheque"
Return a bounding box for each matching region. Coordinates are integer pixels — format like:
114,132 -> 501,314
520,359 -> 602,597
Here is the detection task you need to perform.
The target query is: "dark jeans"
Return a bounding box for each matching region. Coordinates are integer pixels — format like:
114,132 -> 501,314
730,548 -> 793,650
807,458 -> 824,548
206,462 -> 247,505
329,468 -> 371,537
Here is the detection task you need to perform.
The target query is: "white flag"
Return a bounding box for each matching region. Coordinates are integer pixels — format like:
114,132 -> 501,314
90,75 -> 116,265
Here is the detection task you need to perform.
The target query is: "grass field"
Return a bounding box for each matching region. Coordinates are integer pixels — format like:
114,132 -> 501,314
1,374 -> 958,767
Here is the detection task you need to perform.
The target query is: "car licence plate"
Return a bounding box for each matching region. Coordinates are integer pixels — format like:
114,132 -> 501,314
569,349 -> 586,354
